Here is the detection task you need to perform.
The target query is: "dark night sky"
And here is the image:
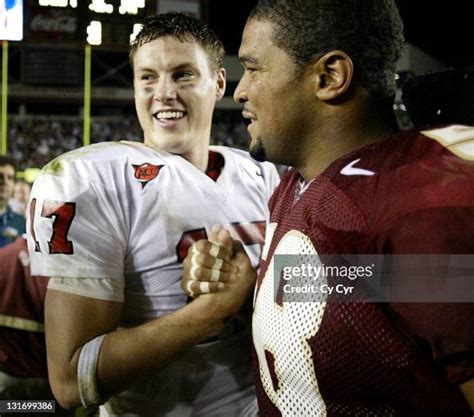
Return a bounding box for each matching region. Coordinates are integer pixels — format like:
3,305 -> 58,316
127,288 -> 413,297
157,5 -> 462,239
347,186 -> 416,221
208,1 -> 474,69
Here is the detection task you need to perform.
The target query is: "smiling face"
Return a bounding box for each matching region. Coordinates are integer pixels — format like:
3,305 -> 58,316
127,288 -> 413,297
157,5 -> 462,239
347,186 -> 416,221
234,19 -> 314,166
133,36 -> 225,162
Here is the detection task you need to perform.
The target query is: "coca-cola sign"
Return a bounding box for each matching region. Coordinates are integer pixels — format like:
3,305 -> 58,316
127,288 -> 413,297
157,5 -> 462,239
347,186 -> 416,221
30,12 -> 76,33
27,7 -> 79,40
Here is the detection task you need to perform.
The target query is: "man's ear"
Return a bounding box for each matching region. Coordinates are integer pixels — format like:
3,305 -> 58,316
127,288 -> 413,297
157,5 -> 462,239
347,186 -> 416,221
307,50 -> 354,101
215,68 -> 226,101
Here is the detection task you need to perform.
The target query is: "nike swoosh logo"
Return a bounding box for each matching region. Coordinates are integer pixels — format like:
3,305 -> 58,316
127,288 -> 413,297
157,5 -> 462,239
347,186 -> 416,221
340,159 -> 375,176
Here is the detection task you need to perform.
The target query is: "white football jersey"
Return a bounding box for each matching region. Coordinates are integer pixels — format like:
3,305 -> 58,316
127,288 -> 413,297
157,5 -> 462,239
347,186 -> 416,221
27,141 -> 279,416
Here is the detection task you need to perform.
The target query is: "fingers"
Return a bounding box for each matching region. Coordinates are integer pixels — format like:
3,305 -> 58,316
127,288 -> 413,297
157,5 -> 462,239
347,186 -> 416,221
193,239 -> 233,263
190,251 -> 235,274
209,224 -> 221,244
215,228 -> 234,255
189,263 -> 234,283
181,226 -> 240,299
185,279 -> 223,298
188,245 -> 235,285
182,238 -> 235,298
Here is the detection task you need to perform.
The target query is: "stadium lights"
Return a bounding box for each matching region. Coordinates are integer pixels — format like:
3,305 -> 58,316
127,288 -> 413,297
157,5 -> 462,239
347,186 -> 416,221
130,23 -> 142,43
86,21 -> 102,45
119,0 -> 145,15
39,0 -> 77,6
89,0 -> 113,14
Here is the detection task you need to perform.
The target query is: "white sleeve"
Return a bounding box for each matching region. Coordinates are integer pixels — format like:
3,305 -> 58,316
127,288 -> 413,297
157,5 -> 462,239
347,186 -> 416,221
48,277 -> 124,302
27,166 -> 128,281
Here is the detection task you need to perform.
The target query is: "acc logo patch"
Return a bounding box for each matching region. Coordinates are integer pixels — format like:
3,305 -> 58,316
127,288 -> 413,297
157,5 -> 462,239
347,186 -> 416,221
132,163 -> 164,189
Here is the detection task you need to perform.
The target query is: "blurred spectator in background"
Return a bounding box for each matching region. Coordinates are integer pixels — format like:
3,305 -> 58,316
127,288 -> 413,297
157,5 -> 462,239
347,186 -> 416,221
0,237 -> 79,416
7,114 -> 250,171
8,119 -> 83,170
0,156 -> 25,248
9,180 -> 31,216
0,237 -> 50,399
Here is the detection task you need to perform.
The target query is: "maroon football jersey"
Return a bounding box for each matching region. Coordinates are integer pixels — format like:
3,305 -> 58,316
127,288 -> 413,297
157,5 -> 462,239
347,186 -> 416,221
253,125 -> 474,416
0,237 -> 49,378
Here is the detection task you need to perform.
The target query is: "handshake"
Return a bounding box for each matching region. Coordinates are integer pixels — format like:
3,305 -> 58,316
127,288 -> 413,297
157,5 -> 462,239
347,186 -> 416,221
181,225 -> 257,323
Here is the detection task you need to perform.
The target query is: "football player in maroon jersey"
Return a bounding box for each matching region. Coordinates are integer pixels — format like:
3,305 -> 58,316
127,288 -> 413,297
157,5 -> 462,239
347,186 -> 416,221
183,0 -> 474,415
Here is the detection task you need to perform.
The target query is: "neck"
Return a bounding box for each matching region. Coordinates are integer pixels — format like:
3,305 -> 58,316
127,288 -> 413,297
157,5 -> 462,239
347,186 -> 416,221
297,96 -> 398,181
182,146 -> 210,173
180,130 -> 211,172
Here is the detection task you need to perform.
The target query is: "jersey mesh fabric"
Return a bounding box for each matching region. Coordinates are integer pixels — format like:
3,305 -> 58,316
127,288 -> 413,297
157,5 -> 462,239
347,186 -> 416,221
254,230 -> 327,416
252,126 -> 474,417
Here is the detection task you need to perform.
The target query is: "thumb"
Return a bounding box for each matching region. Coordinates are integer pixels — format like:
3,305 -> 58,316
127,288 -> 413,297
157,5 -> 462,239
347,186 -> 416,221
209,224 -> 223,243
216,228 -> 234,256
232,240 -> 246,258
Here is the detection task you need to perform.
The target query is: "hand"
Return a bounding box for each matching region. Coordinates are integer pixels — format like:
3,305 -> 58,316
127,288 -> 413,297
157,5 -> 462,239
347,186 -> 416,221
183,227 -> 235,296
182,226 -> 257,318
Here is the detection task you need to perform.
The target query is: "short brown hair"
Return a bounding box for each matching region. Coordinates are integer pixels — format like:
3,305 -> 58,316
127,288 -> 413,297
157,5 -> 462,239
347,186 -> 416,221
129,13 -> 225,73
0,155 -> 16,172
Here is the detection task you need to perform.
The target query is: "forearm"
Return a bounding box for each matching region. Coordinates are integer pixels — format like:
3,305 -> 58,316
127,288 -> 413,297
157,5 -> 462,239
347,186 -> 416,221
97,297 -> 223,397
46,290 -> 224,409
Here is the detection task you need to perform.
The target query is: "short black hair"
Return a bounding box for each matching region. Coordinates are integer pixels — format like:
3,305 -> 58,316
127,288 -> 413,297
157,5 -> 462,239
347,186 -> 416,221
250,0 -> 404,98
0,155 -> 16,172
129,13 -> 225,73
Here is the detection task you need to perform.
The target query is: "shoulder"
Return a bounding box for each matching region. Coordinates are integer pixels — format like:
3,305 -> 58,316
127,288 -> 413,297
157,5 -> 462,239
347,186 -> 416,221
330,126 -> 474,247
33,141 -> 173,193
418,124 -> 474,161
211,145 -> 255,169
211,145 -> 279,180
40,142 -> 165,174
268,168 -> 299,210
328,125 -> 474,182
324,125 -> 474,206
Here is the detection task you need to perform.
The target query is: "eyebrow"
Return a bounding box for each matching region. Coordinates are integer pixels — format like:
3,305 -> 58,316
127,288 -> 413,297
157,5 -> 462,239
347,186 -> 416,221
134,63 -> 199,74
172,63 -> 199,72
134,66 -> 154,73
239,55 -> 260,65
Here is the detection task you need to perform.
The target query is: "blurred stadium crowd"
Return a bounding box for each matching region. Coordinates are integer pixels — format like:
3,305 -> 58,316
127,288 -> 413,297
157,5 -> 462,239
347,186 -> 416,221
7,111 -> 250,170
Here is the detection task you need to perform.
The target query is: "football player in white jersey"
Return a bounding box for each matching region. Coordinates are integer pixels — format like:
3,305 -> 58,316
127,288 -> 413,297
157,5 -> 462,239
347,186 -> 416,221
27,13 -> 279,417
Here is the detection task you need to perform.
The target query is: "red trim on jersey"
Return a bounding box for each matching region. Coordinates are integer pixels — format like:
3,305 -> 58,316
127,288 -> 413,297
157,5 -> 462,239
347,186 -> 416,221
206,151 -> 225,182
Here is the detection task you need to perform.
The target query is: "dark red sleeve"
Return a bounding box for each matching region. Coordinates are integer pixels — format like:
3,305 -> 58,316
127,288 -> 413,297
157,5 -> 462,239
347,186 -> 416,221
0,237 -> 50,378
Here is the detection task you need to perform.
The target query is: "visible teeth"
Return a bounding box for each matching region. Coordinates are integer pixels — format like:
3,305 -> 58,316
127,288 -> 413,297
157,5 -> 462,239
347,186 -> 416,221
156,111 -> 184,120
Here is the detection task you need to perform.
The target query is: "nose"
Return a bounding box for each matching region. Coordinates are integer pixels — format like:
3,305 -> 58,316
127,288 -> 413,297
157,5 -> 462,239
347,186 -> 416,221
154,77 -> 177,102
233,77 -> 248,104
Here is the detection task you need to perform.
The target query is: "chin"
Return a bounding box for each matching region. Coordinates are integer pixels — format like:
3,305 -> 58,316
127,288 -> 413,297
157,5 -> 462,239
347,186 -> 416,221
249,136 -> 267,162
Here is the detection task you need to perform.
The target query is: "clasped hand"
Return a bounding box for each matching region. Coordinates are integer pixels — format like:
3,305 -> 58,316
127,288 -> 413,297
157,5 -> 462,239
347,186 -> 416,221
182,226 -> 257,319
